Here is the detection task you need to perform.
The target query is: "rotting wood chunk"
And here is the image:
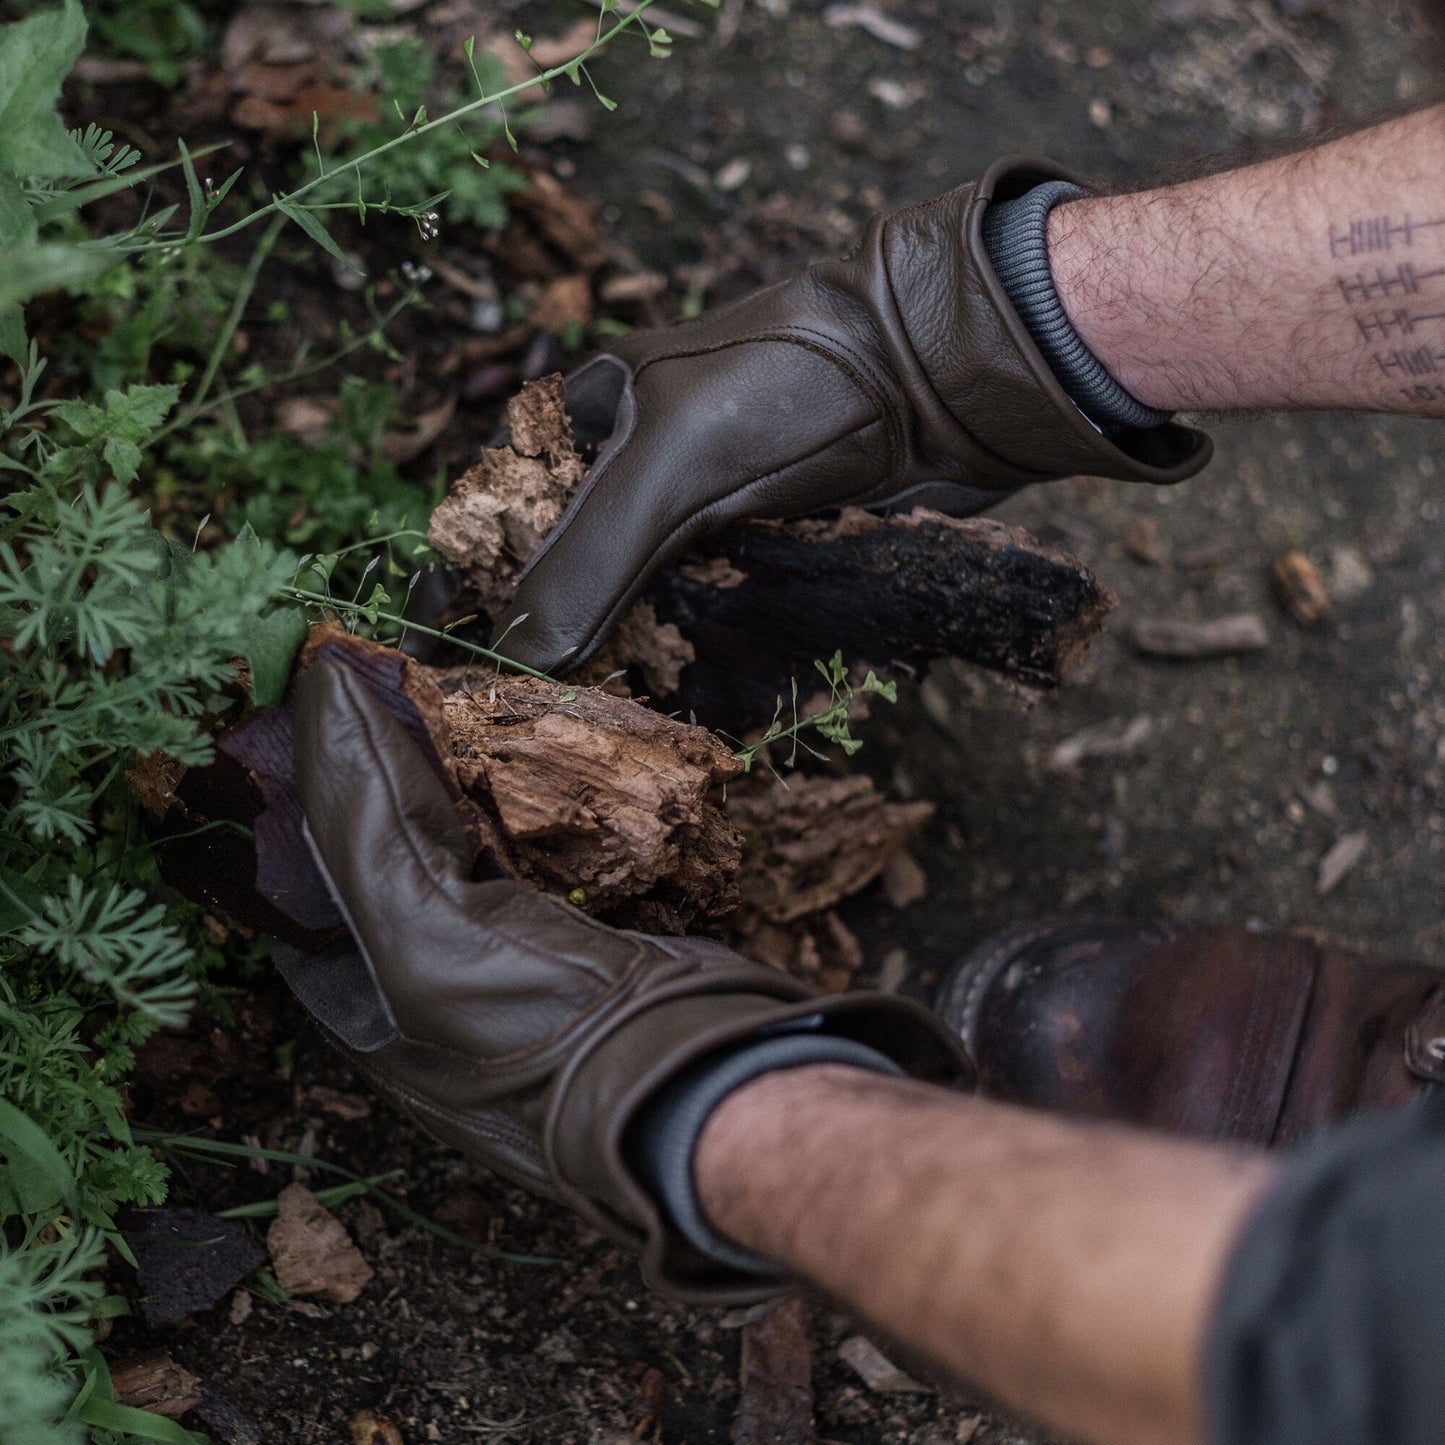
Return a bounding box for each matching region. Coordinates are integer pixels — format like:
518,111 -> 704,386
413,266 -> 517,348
109,1352 -> 203,1420
440,672 -> 742,931
427,374 -> 585,616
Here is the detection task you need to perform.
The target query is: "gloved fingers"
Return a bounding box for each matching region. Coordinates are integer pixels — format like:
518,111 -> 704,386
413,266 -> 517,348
491,335 -> 891,676
292,657 -> 477,957
489,360 -> 652,676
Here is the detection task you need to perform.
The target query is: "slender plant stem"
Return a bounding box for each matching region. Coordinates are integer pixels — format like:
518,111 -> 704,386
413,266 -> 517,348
282,586 -> 556,683
166,214 -> 286,435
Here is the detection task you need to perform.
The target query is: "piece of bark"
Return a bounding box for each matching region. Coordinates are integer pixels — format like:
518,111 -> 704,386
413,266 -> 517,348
132,1209 -> 265,1327
728,775 -> 932,925
1130,613 -> 1270,659
194,1390 -> 264,1445
109,1352 -> 203,1419
650,508 -> 1114,733
732,1298 -> 815,1445
266,1183 -> 373,1303
427,378 -> 1113,733
427,375 -> 586,617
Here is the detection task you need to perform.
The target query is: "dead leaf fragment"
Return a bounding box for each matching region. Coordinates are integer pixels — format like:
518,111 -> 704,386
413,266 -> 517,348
1273,550 -> 1330,625
126,750 -> 186,821
134,1209 -> 265,1326
531,274 -> 593,335
599,271 -> 669,305
380,395 -> 456,464
1317,830 -> 1368,896
349,1409 -> 404,1445
266,1183 -> 373,1303
110,1352 -> 203,1420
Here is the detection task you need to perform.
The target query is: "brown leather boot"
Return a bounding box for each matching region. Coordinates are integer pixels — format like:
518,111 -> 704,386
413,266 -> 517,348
935,917 -> 1445,1147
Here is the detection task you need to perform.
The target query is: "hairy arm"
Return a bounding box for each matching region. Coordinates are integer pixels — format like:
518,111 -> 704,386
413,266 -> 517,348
1048,105 -> 1445,415
696,1066 -> 1273,1445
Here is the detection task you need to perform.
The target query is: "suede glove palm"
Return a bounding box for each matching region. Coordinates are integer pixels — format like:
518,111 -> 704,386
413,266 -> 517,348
492,158 -> 1211,674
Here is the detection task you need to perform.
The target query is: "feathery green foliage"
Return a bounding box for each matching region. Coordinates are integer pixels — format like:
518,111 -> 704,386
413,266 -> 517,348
0,0 -> 701,1436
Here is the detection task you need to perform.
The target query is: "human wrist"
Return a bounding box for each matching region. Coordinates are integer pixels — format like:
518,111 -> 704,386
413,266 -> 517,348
982,181 -> 1172,430
627,1041 -> 901,1276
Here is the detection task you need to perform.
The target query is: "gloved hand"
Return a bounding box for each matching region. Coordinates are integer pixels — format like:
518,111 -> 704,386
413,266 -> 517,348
285,658 -> 971,1301
492,157 -> 1211,674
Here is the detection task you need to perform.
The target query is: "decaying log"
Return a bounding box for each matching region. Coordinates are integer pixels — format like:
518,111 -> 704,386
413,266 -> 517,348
154,627 -> 744,947
427,377 -> 1115,734
153,377 -> 1114,960
651,509 -> 1113,733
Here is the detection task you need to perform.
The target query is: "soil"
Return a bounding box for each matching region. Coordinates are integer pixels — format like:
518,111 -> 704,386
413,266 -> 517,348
98,1 -> 1445,1441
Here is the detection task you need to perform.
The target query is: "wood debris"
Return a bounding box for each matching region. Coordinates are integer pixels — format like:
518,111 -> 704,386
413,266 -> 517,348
1130,613 -> 1269,658
824,4 -> 923,49
266,1183 -> 373,1304
729,775 -> 932,925
1317,830 -> 1368,896
1273,550 -> 1330,625
440,673 -> 743,930
109,1352 -> 203,1419
732,1298 -> 815,1445
428,375 -> 587,617
880,849 -> 928,909
1123,514 -> 1166,565
837,1335 -> 930,1394
124,750 -> 185,821
1051,714 -> 1154,769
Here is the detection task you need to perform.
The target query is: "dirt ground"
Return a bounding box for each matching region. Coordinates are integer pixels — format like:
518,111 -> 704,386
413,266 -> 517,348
110,1 -> 1445,1441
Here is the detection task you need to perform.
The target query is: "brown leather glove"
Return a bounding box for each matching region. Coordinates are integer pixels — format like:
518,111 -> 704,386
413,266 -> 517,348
286,658 -> 971,1302
492,157 -> 1211,674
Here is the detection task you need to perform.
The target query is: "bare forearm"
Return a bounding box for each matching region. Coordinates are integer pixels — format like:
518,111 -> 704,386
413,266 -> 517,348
1049,105 -> 1445,415
696,1066 -> 1273,1445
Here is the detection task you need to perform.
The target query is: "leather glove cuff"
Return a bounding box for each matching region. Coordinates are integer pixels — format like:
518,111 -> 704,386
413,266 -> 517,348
545,988 -> 972,1303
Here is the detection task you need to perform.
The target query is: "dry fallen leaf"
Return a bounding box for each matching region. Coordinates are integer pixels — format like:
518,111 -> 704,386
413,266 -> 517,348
349,1409 -> 405,1445
266,1183 -> 373,1303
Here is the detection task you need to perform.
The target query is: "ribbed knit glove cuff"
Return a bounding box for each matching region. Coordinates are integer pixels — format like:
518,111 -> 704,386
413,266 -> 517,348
982,179 -> 1172,431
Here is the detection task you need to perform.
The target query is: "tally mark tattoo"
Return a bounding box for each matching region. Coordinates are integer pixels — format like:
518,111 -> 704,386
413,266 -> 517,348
1329,213 -> 1445,259
1329,212 -> 1445,402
